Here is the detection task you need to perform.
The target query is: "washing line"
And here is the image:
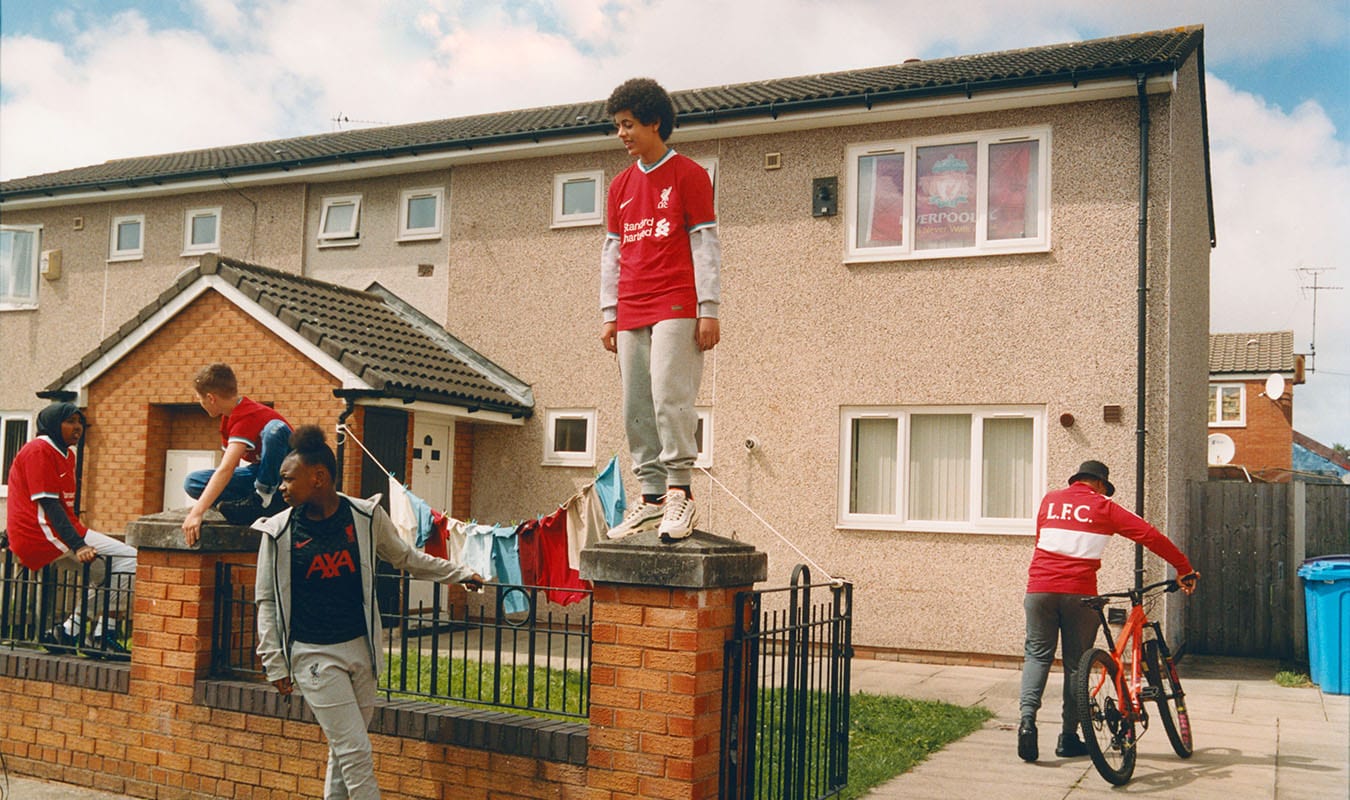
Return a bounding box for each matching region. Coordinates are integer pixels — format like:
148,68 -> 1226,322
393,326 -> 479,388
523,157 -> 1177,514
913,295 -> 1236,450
697,466 -> 841,586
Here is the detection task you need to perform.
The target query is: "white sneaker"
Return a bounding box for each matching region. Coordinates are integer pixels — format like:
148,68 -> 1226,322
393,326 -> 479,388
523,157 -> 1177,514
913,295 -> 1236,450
606,499 -> 665,540
657,488 -> 696,540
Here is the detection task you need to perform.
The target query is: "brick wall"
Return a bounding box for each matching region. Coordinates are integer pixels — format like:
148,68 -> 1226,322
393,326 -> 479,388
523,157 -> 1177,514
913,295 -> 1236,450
453,424 -> 474,520
1211,379 -> 1294,481
83,291 -> 343,533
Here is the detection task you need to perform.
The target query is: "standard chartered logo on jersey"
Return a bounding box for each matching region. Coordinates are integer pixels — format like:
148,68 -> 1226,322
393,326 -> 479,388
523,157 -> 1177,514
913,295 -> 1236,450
623,216 -> 672,243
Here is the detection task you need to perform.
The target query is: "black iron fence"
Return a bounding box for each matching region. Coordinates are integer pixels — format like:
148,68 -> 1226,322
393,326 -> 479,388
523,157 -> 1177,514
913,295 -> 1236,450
720,565 -> 853,800
0,543 -> 134,661
213,562 -> 592,718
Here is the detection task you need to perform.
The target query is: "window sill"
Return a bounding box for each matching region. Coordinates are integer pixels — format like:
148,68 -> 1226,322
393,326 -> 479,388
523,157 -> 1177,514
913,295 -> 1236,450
396,232 -> 443,243
843,242 -> 1050,264
0,302 -> 39,312
107,254 -> 144,263
836,519 -> 1035,536
542,456 -> 596,469
551,218 -> 603,230
1207,422 -> 1246,428
182,247 -> 219,257
317,239 -> 360,249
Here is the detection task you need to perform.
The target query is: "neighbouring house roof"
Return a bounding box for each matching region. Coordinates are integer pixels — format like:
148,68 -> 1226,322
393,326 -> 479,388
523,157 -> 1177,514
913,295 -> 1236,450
0,26 -> 1207,203
1209,331 -> 1297,376
44,254 -> 533,418
1293,430 -> 1350,472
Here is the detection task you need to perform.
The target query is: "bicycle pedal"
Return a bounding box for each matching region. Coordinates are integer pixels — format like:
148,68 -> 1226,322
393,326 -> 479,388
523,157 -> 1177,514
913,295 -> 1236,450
1139,686 -> 1160,701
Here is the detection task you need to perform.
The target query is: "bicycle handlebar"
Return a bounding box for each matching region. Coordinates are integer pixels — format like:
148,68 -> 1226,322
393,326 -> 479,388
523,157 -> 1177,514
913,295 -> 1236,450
1089,578 -> 1182,601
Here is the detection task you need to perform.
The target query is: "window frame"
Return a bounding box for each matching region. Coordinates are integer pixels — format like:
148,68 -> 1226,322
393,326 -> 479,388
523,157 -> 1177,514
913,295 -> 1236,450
397,187 -> 445,241
692,157 -> 720,216
837,404 -> 1044,534
317,194 -> 363,246
1,224 -> 41,309
109,214 -> 145,262
182,207 -> 222,255
1,411 -> 34,498
694,407 -> 714,469
542,408 -> 597,468
1207,383 -> 1246,427
844,127 -> 1051,263
551,171 -> 604,229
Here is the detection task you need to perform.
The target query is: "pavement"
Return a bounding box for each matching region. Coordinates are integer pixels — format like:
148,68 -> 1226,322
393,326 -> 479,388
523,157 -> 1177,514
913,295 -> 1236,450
5,656 -> 1346,799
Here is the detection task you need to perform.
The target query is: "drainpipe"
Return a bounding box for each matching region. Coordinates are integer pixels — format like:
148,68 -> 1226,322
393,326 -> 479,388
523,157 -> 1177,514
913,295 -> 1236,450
335,394 -> 358,493
1134,73 -> 1150,592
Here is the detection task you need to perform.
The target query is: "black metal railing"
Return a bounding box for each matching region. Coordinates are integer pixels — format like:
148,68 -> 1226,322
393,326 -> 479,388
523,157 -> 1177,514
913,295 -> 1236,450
721,565 -> 853,800
213,562 -> 591,719
0,543 -> 134,661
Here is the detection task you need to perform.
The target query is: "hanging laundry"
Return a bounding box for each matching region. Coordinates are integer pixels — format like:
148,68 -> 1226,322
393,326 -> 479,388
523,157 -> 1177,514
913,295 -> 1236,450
461,522 -> 497,581
593,455 -> 627,528
565,484 -> 608,571
445,517 -> 469,567
515,519 -> 541,587
388,478 -> 418,546
425,510 -> 451,561
491,524 -> 528,614
411,492 -> 435,548
537,506 -> 589,605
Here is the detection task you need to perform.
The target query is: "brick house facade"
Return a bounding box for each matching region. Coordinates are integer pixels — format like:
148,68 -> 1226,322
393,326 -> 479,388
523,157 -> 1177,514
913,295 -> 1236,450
1207,331 -> 1304,481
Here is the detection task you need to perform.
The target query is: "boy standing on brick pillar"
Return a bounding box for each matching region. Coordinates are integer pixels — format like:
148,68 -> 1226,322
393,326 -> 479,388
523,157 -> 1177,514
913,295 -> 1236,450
599,77 -> 722,542
182,363 -> 292,543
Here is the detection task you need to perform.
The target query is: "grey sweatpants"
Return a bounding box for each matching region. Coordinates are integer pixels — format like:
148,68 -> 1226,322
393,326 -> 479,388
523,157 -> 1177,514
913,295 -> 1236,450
1019,592 -> 1100,735
292,637 -> 380,799
617,318 -> 703,496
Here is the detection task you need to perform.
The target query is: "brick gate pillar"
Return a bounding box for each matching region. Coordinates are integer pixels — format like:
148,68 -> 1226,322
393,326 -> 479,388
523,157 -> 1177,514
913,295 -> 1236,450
580,531 -> 767,800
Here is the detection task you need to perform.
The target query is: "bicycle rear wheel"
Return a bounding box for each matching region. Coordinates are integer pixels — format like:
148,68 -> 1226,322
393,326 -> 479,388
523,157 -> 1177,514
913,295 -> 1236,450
1143,638 -> 1194,758
1075,647 -> 1137,785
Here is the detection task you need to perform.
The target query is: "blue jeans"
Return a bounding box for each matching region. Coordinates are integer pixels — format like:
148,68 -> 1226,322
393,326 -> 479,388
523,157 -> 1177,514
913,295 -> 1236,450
184,419 -> 291,502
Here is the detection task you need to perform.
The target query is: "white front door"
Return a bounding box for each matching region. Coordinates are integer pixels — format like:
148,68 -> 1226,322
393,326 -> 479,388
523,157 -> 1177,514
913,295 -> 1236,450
411,418 -> 454,516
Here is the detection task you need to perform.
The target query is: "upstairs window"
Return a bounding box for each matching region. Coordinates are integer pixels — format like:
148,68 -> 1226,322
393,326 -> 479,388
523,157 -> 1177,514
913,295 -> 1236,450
1,225 -> 40,308
398,188 -> 444,241
1208,384 -> 1245,427
109,214 -> 145,261
552,171 -> 603,228
318,195 -> 362,245
846,128 -> 1050,261
183,207 -> 221,254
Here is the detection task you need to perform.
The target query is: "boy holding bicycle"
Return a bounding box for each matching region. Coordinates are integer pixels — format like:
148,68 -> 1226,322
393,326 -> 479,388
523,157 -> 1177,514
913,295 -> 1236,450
1018,460 -> 1198,762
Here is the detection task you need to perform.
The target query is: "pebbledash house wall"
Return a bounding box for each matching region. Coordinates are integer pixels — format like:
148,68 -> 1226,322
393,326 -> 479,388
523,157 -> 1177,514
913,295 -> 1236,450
450,76 -> 1211,657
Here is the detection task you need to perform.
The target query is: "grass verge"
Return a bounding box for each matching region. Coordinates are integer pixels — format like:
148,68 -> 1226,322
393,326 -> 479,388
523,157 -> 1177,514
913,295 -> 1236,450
840,692 -> 993,798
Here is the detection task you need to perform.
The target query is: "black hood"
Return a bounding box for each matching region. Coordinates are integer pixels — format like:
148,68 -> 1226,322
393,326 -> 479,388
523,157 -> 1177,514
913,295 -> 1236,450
36,402 -> 85,450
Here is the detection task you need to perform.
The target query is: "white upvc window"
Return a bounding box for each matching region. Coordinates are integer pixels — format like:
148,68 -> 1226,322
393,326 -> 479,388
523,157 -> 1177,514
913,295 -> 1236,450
694,407 -> 713,468
398,187 -> 444,241
542,408 -> 597,467
1208,384 -> 1245,427
318,194 -> 362,245
1,225 -> 41,309
552,171 -> 603,228
109,214 -> 145,261
183,207 -> 221,254
845,127 -> 1050,262
838,405 -> 1044,534
1,411 -> 34,497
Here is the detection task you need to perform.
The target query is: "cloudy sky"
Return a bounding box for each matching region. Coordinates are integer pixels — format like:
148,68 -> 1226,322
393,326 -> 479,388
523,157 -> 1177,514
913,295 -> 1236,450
2,0 -> 1347,449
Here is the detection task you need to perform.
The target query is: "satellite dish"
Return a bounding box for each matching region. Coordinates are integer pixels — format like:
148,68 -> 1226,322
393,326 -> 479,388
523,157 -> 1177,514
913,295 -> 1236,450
1208,433 -> 1236,466
1264,373 -> 1286,400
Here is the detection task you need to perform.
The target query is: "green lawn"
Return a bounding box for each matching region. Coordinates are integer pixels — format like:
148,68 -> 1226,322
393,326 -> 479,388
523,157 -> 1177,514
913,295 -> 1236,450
381,654 -> 991,797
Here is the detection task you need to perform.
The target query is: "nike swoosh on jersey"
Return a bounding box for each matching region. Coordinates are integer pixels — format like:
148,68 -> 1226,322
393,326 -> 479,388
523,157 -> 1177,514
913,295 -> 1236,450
619,198 -> 634,210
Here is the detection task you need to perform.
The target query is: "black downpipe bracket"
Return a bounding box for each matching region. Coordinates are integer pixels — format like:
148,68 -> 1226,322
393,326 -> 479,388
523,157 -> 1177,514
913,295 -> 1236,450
1134,74 -> 1150,592
334,394 -> 358,493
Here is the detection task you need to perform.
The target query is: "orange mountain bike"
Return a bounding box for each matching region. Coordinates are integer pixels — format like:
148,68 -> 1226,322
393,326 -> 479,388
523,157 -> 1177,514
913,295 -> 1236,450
1075,578 -> 1194,785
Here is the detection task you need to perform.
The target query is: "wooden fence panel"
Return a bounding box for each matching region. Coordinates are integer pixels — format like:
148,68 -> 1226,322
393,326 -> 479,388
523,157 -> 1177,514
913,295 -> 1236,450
1186,481 -> 1350,661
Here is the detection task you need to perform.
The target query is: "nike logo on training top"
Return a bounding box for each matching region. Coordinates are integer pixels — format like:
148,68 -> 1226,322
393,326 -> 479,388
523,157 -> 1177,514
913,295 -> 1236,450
620,197 -> 634,210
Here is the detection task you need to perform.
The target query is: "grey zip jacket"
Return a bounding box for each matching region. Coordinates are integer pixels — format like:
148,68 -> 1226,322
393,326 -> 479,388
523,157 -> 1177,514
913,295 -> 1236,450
253,494 -> 476,684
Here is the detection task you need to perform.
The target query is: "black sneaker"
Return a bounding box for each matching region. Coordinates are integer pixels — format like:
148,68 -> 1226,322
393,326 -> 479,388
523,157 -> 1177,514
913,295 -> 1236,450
1017,718 -> 1038,762
214,493 -> 267,523
1056,731 -> 1089,758
87,635 -> 131,660
40,624 -> 78,654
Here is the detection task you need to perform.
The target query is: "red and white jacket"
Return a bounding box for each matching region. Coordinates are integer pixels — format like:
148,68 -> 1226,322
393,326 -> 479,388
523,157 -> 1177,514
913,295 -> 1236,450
1027,482 -> 1193,595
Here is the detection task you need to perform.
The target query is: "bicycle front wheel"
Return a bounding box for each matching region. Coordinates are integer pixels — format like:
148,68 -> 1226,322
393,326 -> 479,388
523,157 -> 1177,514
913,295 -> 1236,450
1143,638 -> 1194,758
1075,647 -> 1137,785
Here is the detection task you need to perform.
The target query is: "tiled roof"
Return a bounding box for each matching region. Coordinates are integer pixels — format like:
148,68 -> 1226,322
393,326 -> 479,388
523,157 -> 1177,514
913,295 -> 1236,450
47,255 -> 533,417
1209,331 -> 1296,375
0,26 -> 1204,200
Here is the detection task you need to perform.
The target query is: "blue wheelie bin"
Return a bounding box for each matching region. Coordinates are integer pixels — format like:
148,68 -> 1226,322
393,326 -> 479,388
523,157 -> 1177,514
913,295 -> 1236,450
1297,555 -> 1350,695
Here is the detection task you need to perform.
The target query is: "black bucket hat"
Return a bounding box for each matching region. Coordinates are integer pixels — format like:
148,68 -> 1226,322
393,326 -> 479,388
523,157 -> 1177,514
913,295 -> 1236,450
1068,460 -> 1115,497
